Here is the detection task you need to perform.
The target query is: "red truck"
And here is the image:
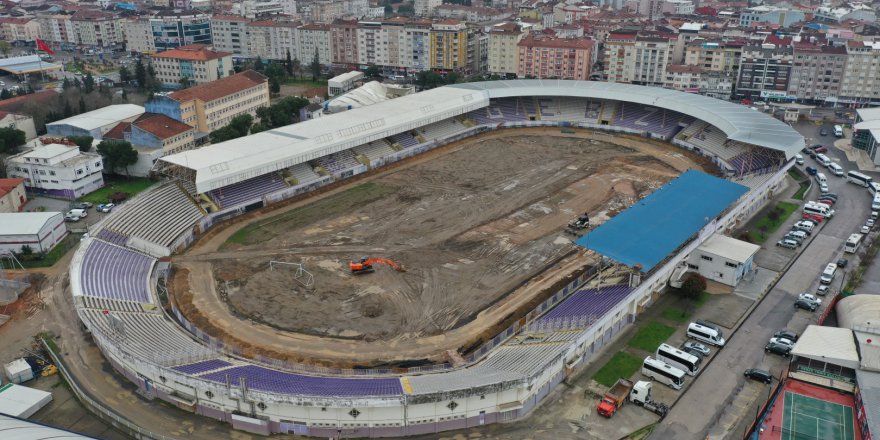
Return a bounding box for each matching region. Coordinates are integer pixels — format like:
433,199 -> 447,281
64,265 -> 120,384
596,378 -> 633,417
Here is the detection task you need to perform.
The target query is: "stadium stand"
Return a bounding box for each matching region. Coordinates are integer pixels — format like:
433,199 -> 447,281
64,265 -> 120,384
80,240 -> 155,304
96,229 -> 129,247
79,295 -> 151,313
535,285 -> 632,324
314,149 -> 360,174
288,163 -> 323,185
614,104 -> 693,139
199,365 -> 404,397
172,359 -> 234,375
209,173 -> 287,209
417,119 -> 468,141
390,132 -> 419,149
100,182 -> 203,249
353,140 -> 396,162
599,101 -> 618,122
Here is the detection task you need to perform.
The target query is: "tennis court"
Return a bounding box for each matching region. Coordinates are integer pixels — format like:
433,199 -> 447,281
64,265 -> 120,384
780,391 -> 855,440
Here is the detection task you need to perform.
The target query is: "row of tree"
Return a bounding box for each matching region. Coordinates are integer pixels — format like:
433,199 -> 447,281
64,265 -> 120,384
208,96 -> 312,143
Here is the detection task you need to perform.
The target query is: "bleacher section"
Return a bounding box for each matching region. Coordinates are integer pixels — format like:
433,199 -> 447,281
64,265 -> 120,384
686,124 -> 735,159
96,229 -> 129,247
390,132 -> 419,149
599,101 -> 618,122
288,163 -> 323,185
613,104 -> 693,139
536,285 -> 632,324
80,240 -> 155,304
199,365 -> 404,397
677,120 -> 709,141
728,144 -> 785,175
79,296 -> 152,313
353,141 -> 396,162
417,119 -> 468,141
101,182 -> 203,248
314,149 -> 360,174
209,173 -> 287,209
173,359 -> 233,375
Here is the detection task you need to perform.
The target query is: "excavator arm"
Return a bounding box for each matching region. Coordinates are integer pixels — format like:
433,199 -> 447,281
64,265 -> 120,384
363,258 -> 405,272
349,257 -> 406,273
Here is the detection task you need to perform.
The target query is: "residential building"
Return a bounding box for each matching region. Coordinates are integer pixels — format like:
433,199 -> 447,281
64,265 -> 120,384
123,10 -> 212,54
46,104 -> 145,139
0,112 -> 37,141
487,22 -> 528,76
663,64 -> 700,92
788,43 -> 847,103
435,5 -> 508,22
145,70 -> 269,134
210,15 -> 250,56
683,39 -> 743,75
698,72 -> 735,100
516,35 -> 595,80
604,33 -> 675,85
0,18 -> 40,43
247,20 -> 298,60
303,0 -> 368,22
468,30 -> 488,74
103,113 -> 195,176
297,24 -> 332,66
430,20 -> 468,70
151,44 -> 233,87
815,4 -> 876,24
122,17 -> 156,54
852,107 -> 880,165
739,6 -> 806,28
0,178 -> 26,213
36,15 -> 73,45
238,0 -> 284,18
734,44 -> 793,100
661,0 -> 694,15
840,41 -> 880,105
415,0 -> 442,17
70,9 -> 123,47
0,212 -> 66,254
5,143 -> 104,200
330,19 -> 360,66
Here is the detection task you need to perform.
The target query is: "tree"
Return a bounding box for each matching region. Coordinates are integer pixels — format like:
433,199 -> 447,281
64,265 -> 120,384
397,1 -> 414,15
310,47 -> 321,81
679,274 -> 707,300
119,65 -> 131,83
365,65 -> 381,78
253,56 -> 264,72
0,126 -> 25,154
63,100 -> 73,117
292,57 -> 301,80
285,50 -> 293,76
179,76 -> 192,89
134,59 -> 146,88
270,76 -> 280,94
68,135 -> 94,152
78,95 -> 86,113
209,113 -> 254,143
83,73 -> 95,93
62,77 -> 71,89
96,139 -> 138,175
0,89 -> 10,100
121,89 -> 128,101
0,40 -> 10,57
384,3 -> 393,16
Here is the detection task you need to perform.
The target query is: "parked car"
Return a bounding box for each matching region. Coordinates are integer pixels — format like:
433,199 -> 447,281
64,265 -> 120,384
744,368 -> 773,384
814,146 -> 828,153
800,218 -> 820,227
765,341 -> 792,357
791,225 -> 811,236
776,239 -> 798,249
817,285 -> 830,296
820,128 -> 829,136
817,198 -> 835,206
73,202 -> 93,210
868,219 -> 875,228
64,213 -> 81,222
682,341 -> 711,356
783,234 -> 804,245
837,258 -> 849,268
798,293 -> 822,305
769,336 -> 796,348
805,166 -> 818,175
794,298 -> 818,312
795,154 -> 805,165
774,329 -> 799,342
819,182 -> 830,193
96,203 -> 115,213
862,225 -> 871,234
803,213 -> 824,223
822,193 -> 839,200
794,220 -> 815,231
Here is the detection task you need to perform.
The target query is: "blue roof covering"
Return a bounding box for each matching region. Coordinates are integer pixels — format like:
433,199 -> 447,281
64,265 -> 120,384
575,170 -> 748,272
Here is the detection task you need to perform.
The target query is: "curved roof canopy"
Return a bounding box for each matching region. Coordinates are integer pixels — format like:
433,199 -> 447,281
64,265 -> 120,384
161,80 -> 804,194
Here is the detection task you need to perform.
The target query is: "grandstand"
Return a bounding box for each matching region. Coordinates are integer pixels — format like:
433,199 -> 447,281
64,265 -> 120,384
71,80 -> 804,437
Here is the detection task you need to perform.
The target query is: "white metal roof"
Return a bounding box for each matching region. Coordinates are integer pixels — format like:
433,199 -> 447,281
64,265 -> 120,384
857,107 -> 880,122
328,70 -> 364,85
46,104 -> 144,131
855,370 -> 880,437
0,55 -> 63,75
0,414 -> 93,439
0,383 -> 51,418
162,80 -> 803,193
0,212 -> 63,236
790,325 -> 859,369
696,234 -> 760,263
22,143 -> 74,159
837,295 -> 880,332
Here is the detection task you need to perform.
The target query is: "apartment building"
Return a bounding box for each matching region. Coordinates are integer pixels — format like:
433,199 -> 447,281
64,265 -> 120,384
5,143 -> 104,200
415,0 -> 442,17
734,44 -> 793,100
516,35 -> 595,80
297,24 -> 332,66
123,10 -> 212,54
145,70 -> 269,134
210,15 -> 250,57
663,64 -> 701,92
123,17 -> 155,54
699,72 -> 735,100
788,43 -> 847,103
70,9 -> 123,48
330,19 -> 360,66
604,32 -> 674,85
430,20 -> 468,70
840,41 -> 880,105
0,18 -> 40,43
739,6 -> 805,28
247,20 -> 298,60
683,40 -> 743,75
151,45 -> 233,87
36,15 -> 73,45
103,113 -> 195,176
488,22 -> 528,76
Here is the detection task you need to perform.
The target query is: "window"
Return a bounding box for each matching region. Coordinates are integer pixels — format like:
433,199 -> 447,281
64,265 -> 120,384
725,262 -> 737,268
700,255 -> 713,262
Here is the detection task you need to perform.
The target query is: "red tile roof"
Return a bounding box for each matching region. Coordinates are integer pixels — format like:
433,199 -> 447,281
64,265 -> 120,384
167,70 -> 266,104
153,45 -> 232,62
131,113 -> 192,139
103,121 -> 130,141
0,178 -> 24,198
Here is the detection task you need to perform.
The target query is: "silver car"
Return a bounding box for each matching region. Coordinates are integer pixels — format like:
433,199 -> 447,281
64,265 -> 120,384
682,341 -> 710,356
776,239 -> 798,249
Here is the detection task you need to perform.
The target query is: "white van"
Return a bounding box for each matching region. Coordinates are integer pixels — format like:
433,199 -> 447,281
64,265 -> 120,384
872,194 -> 880,211
804,202 -> 834,218
815,172 -> 828,185
68,208 -> 87,218
834,125 -> 844,137
820,263 -> 837,284
687,322 -> 725,347
816,154 -> 832,167
828,163 -> 844,176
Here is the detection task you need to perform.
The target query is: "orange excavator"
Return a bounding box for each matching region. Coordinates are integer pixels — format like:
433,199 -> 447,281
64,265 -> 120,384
349,257 -> 406,274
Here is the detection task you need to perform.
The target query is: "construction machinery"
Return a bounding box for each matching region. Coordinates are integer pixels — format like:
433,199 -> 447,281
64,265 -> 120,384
596,379 -> 668,418
349,257 -> 406,275
564,213 -> 590,236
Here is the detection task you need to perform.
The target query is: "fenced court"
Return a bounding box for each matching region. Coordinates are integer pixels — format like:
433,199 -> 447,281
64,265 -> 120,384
776,391 -> 855,440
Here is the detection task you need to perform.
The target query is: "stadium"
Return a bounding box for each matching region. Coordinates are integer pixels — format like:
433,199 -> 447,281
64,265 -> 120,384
68,80 -> 803,437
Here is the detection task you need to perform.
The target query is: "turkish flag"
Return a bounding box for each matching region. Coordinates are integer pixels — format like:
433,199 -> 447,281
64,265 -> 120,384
36,39 -> 54,55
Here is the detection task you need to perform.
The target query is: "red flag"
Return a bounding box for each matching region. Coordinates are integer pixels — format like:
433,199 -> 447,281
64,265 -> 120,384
36,39 -> 54,55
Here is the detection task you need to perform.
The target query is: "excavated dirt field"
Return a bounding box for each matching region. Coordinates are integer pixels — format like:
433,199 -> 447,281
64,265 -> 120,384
203,134 -> 693,342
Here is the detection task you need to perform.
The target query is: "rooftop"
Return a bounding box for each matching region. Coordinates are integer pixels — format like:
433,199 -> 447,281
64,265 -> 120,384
167,70 -> 266,103
0,55 -> 63,75
0,212 -> 63,236
46,104 -> 144,131
518,35 -> 594,49
791,325 -> 860,369
152,45 -> 232,61
0,177 -> 24,198
575,170 -> 749,272
696,234 -> 759,263
131,113 -> 193,139
22,143 -> 77,159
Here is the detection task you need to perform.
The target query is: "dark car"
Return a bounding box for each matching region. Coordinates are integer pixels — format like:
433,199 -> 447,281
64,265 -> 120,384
744,368 -> 773,383
822,193 -> 839,201
814,146 -> 828,153
682,347 -> 705,358
774,329 -> 799,342
837,258 -> 849,268
820,128 -> 829,136
765,341 -> 792,357
72,202 -> 93,210
805,166 -> 818,176
794,298 -> 818,312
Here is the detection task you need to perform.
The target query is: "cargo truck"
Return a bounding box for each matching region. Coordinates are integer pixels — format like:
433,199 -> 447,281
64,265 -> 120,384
596,378 -> 669,418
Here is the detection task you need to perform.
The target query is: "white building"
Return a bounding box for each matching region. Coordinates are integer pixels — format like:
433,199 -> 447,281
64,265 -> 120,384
45,104 -> 145,140
328,71 -> 364,96
686,234 -> 759,287
6,143 -> 104,200
415,0 -> 442,16
0,212 -> 67,254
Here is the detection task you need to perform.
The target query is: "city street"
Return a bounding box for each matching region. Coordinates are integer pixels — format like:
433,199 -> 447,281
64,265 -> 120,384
650,121 -> 874,439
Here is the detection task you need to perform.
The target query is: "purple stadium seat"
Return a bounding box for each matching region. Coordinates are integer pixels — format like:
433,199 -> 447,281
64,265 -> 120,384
537,285 -> 632,323
200,365 -> 404,397
80,240 -> 155,303
173,359 -> 233,374
208,173 -> 288,209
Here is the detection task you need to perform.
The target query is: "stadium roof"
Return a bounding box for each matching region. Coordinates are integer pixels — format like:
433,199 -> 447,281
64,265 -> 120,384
161,80 -> 802,194
0,212 -> 63,236
790,325 -> 859,370
450,80 -> 804,157
575,170 -> 748,272
0,414 -> 94,439
46,104 -> 144,131
0,55 -> 63,75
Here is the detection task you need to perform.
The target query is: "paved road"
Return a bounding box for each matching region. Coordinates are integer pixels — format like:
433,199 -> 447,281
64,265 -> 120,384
651,122 -> 873,439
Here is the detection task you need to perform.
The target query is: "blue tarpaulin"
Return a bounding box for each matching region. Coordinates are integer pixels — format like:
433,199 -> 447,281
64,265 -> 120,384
575,170 -> 748,272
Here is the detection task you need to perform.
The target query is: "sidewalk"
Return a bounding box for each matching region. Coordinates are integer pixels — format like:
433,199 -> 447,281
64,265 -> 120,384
834,138 -> 876,172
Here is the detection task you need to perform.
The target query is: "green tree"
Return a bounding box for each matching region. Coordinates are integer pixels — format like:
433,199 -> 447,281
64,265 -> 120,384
78,95 -> 86,113
397,1 -> 414,15
679,273 -> 707,300
119,65 -> 131,83
292,57 -> 301,80
285,50 -> 293,76
310,47 -> 321,81
270,76 -> 280,94
83,73 -> 95,93
384,3 -> 393,15
365,65 -> 381,78
0,126 -> 25,154
63,100 -> 73,117
96,140 -> 138,175
67,135 -> 94,152
179,76 -> 192,89
121,89 -> 128,101
209,113 -> 254,143
0,40 -> 10,57
253,56 -> 264,72
0,89 -> 10,100
134,59 -> 146,88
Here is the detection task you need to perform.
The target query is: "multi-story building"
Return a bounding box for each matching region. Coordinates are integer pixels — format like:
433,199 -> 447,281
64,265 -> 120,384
103,112 -> 196,176
468,29 -> 488,75
604,33 -> 674,85
239,0 -> 284,18
698,72 -> 735,100
330,19 -> 360,66
415,0 -> 442,17
663,64 -> 700,92
151,44 -> 233,87
122,17 -> 155,54
487,22 -> 528,76
739,6 -> 805,28
0,178 -> 26,213
5,142 -> 104,200
852,107 -> 880,165
297,23 -> 332,66
815,4 -> 876,23
787,43 -> 847,103
247,20 -> 298,60
840,41 -> 880,105
124,10 -> 212,54
435,5 -> 508,22
734,44 -> 793,100
70,9 -> 123,48
516,35 -> 594,80
0,112 -> 36,141
37,15 -> 73,45
303,0 -> 367,22
145,70 -> 269,134
0,17 -> 41,43
683,40 -> 743,75
430,20 -> 468,70
210,15 -> 250,56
